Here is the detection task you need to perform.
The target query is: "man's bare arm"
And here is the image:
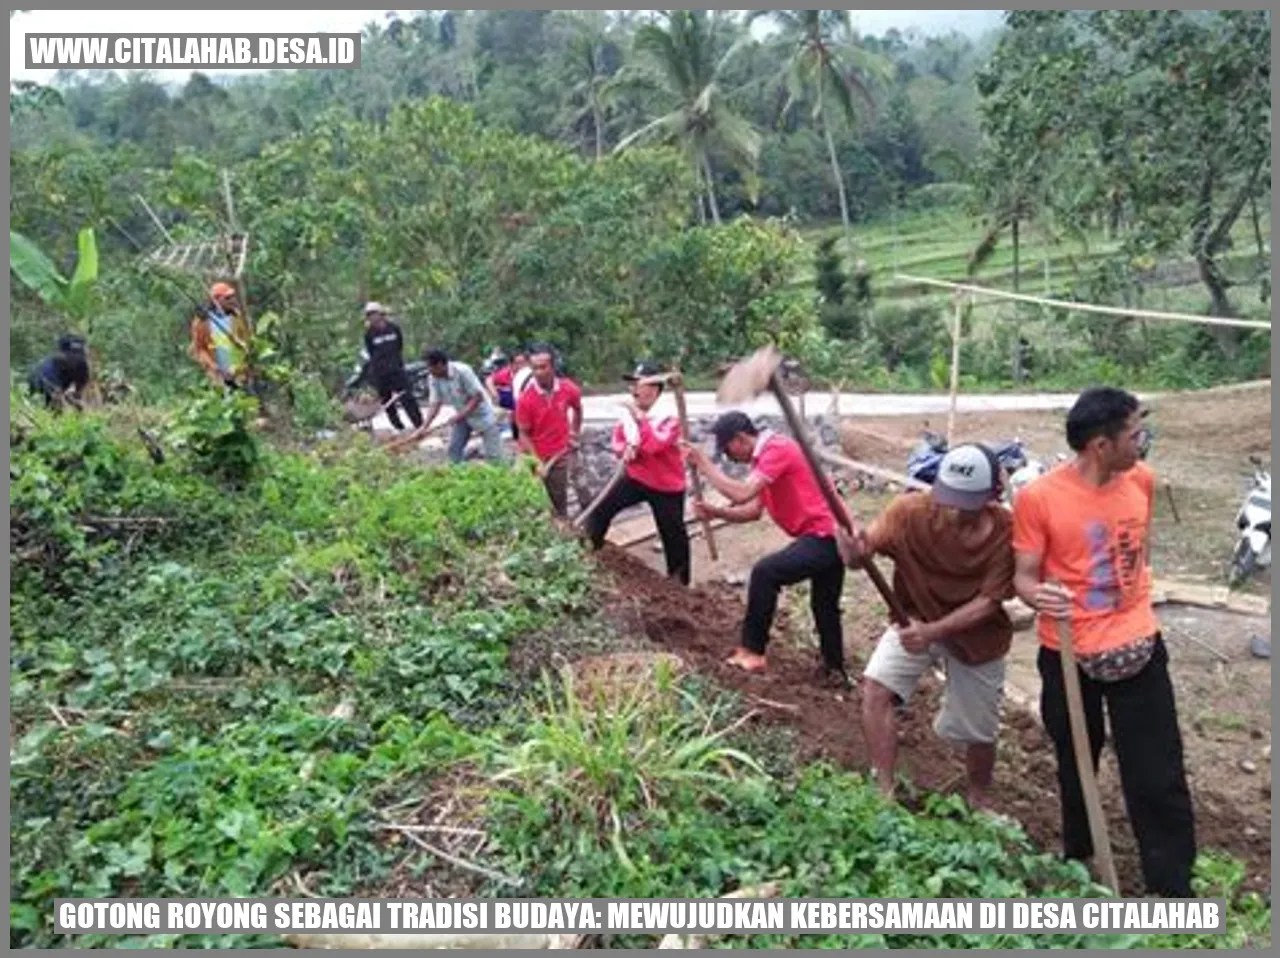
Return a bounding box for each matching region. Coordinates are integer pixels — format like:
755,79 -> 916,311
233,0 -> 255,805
701,499 -> 764,524
923,595 -> 1000,642
1014,549 -> 1072,619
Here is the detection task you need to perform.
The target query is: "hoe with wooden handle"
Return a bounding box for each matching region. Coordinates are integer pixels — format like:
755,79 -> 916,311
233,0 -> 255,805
669,370 -> 719,560
716,345 -> 909,626
1052,605 -> 1120,893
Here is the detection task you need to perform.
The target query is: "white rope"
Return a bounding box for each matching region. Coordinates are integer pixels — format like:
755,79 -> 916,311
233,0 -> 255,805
895,274 -> 1271,331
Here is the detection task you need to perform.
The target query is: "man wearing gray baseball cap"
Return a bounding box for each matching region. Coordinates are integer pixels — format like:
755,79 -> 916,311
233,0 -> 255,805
838,443 -> 1016,812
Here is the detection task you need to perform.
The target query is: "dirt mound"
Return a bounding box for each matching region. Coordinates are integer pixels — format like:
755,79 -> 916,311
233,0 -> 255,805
570,651 -> 686,708
592,543 -> 1271,897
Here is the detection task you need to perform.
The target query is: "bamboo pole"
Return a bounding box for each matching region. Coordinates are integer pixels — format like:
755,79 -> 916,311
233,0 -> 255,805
815,447 -> 932,492
133,193 -> 176,246
896,274 -> 1271,331
946,295 -> 963,446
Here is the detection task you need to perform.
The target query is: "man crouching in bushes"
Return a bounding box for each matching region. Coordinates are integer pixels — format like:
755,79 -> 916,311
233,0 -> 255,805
838,444 -> 1015,811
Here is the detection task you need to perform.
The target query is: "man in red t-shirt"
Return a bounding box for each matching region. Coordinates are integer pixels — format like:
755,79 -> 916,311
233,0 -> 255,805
683,411 -> 860,688
487,350 -> 529,440
515,346 -> 583,517
584,362 -> 690,585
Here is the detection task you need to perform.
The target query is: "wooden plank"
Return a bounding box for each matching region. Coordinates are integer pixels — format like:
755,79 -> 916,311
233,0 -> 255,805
816,447 -> 932,492
1151,577 -> 1270,617
616,516 -> 731,550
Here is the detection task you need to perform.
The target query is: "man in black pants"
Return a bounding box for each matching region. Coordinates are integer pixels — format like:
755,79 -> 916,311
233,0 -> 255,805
1012,387 -> 1195,897
28,334 -> 90,409
584,362 -> 691,585
357,302 -> 423,432
682,411 -> 859,688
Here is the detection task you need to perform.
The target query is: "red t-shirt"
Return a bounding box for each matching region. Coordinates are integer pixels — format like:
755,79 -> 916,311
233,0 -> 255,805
749,433 -> 838,539
515,377 -> 582,460
611,415 -> 686,493
491,366 -> 513,389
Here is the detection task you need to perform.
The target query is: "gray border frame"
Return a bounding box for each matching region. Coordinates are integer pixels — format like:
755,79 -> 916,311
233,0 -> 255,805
4,3 -> 1275,955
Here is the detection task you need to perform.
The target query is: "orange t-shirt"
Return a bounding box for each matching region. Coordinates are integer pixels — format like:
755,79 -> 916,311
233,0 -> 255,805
1011,460 -> 1158,656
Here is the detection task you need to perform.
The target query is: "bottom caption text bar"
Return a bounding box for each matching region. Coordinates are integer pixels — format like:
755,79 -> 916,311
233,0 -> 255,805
56,898 -> 1224,936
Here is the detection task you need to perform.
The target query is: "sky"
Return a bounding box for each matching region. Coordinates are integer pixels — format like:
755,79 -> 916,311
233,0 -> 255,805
10,9 -> 1006,84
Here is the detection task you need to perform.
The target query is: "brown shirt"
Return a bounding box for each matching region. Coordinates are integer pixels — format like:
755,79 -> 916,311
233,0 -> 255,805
867,492 -> 1016,665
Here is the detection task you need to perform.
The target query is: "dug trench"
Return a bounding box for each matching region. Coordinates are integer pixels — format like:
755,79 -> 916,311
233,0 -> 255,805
590,543 -> 1271,900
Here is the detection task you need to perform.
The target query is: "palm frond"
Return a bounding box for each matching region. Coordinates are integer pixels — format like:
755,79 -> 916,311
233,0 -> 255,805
613,110 -> 684,153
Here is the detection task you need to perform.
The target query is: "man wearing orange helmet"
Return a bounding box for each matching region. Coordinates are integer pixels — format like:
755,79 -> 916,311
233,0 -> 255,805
190,281 -> 249,388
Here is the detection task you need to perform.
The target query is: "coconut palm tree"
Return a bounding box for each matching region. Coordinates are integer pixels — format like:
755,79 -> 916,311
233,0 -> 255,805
613,10 -> 760,225
555,13 -> 623,160
751,10 -> 893,247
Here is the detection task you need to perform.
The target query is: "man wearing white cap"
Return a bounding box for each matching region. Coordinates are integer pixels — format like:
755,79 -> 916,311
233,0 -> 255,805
358,302 -> 423,431
838,443 -> 1016,811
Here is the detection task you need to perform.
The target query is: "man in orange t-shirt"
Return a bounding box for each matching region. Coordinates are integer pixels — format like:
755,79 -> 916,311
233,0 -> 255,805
1012,386 -> 1194,898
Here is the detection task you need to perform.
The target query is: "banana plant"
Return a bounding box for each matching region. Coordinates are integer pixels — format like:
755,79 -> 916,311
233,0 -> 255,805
9,226 -> 99,332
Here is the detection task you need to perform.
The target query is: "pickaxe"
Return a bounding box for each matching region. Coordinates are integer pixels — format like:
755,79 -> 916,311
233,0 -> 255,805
716,345 -> 909,626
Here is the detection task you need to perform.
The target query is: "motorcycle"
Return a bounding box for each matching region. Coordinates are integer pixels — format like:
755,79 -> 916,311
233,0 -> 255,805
906,430 -> 1032,487
343,358 -> 433,402
1227,455 -> 1271,586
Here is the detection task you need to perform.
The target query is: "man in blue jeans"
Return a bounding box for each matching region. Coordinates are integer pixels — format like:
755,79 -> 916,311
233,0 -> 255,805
421,348 -> 506,464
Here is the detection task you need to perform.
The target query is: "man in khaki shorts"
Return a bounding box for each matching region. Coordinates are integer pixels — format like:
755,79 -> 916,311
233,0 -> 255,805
838,444 -> 1015,810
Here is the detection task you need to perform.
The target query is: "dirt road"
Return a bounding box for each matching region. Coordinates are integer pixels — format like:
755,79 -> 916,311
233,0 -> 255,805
590,381 -> 1272,896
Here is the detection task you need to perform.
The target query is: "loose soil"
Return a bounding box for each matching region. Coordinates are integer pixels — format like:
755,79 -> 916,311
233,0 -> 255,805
588,382 -> 1272,897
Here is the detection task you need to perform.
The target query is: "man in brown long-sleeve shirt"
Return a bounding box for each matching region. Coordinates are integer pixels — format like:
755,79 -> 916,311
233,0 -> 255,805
838,443 -> 1015,811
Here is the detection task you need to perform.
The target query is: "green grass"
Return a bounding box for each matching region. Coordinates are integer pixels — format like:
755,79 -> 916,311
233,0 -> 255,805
8,391 -> 1272,950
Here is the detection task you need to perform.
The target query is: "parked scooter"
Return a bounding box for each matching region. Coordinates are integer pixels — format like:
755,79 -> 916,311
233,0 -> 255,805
1227,455 -> 1271,587
906,430 -> 1032,494
342,357 -> 433,401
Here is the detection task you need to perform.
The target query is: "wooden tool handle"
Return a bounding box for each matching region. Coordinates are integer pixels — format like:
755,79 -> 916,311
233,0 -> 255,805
672,373 -> 719,561
1053,611 -> 1119,893
572,461 -> 627,531
767,372 -> 909,626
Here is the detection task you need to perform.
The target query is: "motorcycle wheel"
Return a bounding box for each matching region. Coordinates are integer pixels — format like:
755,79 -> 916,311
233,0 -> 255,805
1227,539 -> 1257,587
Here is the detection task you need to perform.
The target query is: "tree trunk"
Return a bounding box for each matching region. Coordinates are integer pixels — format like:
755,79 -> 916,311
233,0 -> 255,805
1250,193 -> 1265,260
822,115 -> 853,252
693,161 -> 707,225
1010,217 -> 1022,382
1011,217 -> 1021,293
702,154 -> 721,226
590,92 -> 604,161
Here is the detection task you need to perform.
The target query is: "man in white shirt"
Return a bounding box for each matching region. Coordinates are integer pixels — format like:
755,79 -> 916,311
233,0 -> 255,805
421,348 -> 506,463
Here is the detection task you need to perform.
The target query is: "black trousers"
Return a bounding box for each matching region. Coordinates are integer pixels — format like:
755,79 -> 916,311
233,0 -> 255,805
376,376 -> 423,431
586,475 -> 690,585
743,535 -> 845,670
1037,637 -> 1196,897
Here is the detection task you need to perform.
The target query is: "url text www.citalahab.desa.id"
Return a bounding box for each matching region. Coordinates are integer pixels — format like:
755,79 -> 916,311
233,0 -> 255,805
25,35 -> 358,69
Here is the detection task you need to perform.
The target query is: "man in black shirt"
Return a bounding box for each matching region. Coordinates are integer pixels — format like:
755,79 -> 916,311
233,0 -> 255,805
28,334 -> 90,409
356,302 -> 423,431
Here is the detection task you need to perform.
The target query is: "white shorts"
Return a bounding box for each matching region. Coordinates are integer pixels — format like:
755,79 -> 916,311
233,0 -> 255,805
863,627 -> 1005,745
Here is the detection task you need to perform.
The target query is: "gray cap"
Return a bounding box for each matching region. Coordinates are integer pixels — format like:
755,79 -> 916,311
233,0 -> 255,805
932,443 -> 1000,510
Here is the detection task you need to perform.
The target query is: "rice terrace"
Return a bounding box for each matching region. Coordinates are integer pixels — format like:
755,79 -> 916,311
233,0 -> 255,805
7,7 -> 1272,950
